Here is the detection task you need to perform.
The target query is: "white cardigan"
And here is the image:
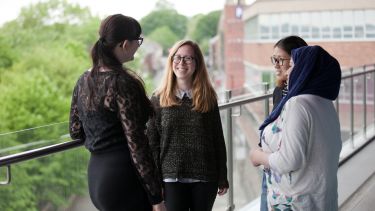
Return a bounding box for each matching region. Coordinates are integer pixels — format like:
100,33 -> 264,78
261,94 -> 342,211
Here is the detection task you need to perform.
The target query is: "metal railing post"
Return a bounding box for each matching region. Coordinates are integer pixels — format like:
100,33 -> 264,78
0,165 -> 11,185
225,90 -> 234,211
336,95 -> 340,114
363,66 -> 367,135
263,83 -> 270,118
350,68 -> 355,148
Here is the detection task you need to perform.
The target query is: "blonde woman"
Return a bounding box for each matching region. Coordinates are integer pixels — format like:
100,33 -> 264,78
147,40 -> 229,211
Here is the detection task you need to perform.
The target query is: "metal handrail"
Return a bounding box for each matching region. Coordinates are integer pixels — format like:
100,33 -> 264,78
0,97 -> 274,170
0,139 -> 83,185
0,64 -> 374,211
341,67 -> 374,79
220,93 -> 272,110
2,64 -> 371,169
0,140 -> 83,167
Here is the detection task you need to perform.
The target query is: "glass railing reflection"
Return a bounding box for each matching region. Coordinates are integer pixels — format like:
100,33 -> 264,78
0,122 -> 89,211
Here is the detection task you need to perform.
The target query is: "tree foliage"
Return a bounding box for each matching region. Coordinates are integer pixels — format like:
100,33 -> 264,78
154,0 -> 175,10
140,9 -> 188,40
148,26 -> 179,55
0,36 -> 16,69
189,10 -> 221,53
0,0 -> 94,210
190,10 -> 221,43
0,0 -> 223,209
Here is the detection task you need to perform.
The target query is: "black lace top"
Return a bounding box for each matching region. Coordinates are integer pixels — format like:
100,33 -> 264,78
69,70 -> 162,204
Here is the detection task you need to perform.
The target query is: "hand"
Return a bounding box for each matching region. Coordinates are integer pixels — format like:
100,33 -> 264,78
249,147 -> 270,168
152,202 -> 166,211
218,187 -> 228,196
249,147 -> 263,167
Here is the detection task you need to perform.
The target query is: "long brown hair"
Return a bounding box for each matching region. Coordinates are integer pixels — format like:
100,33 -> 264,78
156,40 -> 217,113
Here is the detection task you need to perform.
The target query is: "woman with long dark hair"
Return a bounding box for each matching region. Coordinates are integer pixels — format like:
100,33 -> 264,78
69,14 -> 165,211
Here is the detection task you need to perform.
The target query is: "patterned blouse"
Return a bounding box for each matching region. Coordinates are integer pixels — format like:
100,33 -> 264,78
69,70 -> 162,204
261,95 -> 341,211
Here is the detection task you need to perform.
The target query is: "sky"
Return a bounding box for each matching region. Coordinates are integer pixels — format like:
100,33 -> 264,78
0,0 -> 228,26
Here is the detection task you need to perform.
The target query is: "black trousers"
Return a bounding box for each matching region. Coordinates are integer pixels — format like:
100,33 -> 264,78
164,181 -> 218,211
88,147 -> 151,211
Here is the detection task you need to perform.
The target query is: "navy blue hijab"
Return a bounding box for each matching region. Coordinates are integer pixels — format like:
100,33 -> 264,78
259,45 -> 341,131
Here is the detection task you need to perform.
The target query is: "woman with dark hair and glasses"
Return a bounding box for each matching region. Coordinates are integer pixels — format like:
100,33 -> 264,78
251,45 -> 342,210
271,36 -> 308,109
147,40 -> 229,211
69,14 -> 165,211
257,36 -> 308,211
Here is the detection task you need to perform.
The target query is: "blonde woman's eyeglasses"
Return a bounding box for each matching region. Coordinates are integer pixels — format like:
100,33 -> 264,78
172,55 -> 195,64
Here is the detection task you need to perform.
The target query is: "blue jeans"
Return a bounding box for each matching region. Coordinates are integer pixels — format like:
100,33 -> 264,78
260,171 -> 268,211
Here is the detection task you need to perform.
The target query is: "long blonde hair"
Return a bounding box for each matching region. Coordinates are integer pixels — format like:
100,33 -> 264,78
156,40 -> 217,113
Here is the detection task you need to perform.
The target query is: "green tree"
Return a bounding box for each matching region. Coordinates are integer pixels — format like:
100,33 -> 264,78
154,0 -> 175,10
0,0 -> 95,210
148,26 -> 179,55
190,10 -> 221,53
0,0 -> 162,208
186,14 -> 204,40
0,36 -> 16,69
140,9 -> 188,40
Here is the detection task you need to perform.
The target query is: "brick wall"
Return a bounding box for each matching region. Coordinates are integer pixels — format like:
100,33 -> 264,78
223,5 -> 245,90
243,41 -> 375,70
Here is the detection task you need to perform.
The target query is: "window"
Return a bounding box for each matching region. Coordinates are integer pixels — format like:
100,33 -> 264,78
332,11 -> 342,39
259,15 -> 271,39
243,9 -> 375,41
354,10 -> 365,38
365,10 -> 375,38
245,17 -> 258,40
342,11 -> 353,38
280,13 -> 290,37
290,13 -> 299,35
300,12 -> 311,38
321,11 -> 331,39
311,12 -> 321,39
271,14 -> 279,39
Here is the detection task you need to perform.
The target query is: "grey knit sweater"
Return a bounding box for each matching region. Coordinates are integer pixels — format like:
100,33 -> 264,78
146,95 -> 229,189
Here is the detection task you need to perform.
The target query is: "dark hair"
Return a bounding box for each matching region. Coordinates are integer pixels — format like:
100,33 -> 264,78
274,35 -> 308,56
87,14 -> 152,116
91,14 -> 141,71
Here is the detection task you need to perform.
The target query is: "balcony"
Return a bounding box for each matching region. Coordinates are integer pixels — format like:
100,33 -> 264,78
1,64 -> 374,211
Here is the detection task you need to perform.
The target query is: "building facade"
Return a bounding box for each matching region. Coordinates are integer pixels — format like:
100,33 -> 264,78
214,0 -> 375,92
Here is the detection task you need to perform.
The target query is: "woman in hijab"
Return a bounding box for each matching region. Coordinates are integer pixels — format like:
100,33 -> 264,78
250,45 -> 342,210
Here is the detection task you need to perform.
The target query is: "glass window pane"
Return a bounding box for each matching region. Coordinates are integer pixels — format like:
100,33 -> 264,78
300,12 -> 310,38
365,10 -> 375,38
342,11 -> 353,39
290,13 -> 299,35
280,13 -> 290,36
332,11 -> 342,39
354,10 -> 365,38
259,15 -> 271,40
311,12 -> 321,39
270,14 -> 279,39
245,16 -> 258,40
321,11 -> 331,39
